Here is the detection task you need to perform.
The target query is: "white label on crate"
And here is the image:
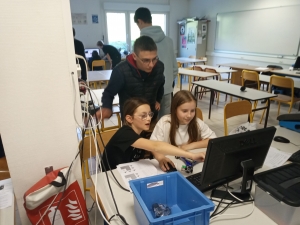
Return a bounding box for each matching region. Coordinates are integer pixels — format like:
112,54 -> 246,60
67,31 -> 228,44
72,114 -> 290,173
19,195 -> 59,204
147,181 -> 163,188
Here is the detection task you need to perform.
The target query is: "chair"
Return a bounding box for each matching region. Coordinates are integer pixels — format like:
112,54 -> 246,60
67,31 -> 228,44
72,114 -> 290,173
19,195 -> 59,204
259,75 -> 300,124
79,129 -> 117,220
204,68 -> 220,104
198,57 -> 207,65
90,60 -> 107,89
177,62 -> 182,88
224,100 -> 253,136
0,157 -> 10,180
196,107 -> 203,121
241,70 -> 260,115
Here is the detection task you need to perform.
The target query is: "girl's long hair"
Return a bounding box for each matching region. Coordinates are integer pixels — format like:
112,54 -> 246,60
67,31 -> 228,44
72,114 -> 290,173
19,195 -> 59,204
169,90 -> 199,146
123,97 -> 150,126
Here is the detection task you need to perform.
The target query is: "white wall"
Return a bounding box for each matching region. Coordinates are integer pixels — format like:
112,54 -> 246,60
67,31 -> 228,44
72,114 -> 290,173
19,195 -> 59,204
188,0 -> 300,67
0,1 -> 82,224
70,0 -> 190,54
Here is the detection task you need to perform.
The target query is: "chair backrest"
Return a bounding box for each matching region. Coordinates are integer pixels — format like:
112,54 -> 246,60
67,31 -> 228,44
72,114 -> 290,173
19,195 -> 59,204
193,66 -> 203,71
224,100 -> 253,136
189,55 -> 196,59
80,130 -> 117,161
204,68 -> 220,79
242,70 -> 260,89
177,61 -> 182,68
196,107 -> 203,121
269,75 -> 294,96
92,60 -> 106,70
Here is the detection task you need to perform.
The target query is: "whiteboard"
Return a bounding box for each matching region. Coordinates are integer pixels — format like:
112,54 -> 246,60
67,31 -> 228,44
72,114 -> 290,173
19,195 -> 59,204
215,5 -> 300,56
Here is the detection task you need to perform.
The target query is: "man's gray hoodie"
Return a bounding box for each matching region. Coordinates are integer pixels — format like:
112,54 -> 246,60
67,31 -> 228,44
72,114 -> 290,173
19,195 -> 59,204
140,26 -> 178,95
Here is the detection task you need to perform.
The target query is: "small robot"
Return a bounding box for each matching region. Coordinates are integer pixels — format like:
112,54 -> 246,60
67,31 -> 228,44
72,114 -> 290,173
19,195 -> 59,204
175,156 -> 199,173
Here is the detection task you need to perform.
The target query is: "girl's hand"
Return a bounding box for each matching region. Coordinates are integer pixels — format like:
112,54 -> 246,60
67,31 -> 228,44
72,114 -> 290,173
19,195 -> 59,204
158,157 -> 175,172
192,151 -> 206,162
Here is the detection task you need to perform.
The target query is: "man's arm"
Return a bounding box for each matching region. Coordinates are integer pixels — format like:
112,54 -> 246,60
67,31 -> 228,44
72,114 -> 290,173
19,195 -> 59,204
101,67 -> 124,117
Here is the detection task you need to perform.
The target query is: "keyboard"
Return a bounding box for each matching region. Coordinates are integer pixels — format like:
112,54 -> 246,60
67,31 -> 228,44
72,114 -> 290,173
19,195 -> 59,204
186,172 -> 203,189
289,150 -> 300,163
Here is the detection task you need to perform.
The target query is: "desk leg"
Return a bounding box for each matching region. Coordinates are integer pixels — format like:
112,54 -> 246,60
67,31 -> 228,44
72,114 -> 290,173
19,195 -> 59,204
264,99 -> 271,128
208,90 -> 214,119
180,74 -> 182,90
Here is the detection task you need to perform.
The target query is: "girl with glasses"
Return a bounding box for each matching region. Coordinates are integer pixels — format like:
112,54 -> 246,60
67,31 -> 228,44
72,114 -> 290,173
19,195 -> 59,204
150,90 -> 216,151
101,97 -> 206,172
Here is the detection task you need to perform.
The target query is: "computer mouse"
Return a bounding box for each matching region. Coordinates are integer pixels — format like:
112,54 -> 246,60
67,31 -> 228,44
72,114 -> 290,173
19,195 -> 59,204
166,162 -> 177,173
240,86 -> 246,92
273,136 -> 290,143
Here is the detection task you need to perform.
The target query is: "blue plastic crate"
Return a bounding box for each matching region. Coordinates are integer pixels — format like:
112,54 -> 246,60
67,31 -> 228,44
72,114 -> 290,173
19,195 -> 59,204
129,171 -> 214,225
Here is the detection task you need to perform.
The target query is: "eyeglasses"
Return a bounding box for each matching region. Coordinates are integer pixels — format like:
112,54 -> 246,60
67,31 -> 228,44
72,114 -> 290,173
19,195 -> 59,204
135,112 -> 154,120
136,55 -> 159,65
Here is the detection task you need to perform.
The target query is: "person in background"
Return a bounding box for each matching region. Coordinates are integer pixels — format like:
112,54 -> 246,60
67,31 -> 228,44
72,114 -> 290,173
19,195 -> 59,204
101,97 -> 206,171
150,90 -> 216,150
99,36 -> 165,127
97,40 -> 121,69
73,28 -> 87,81
88,50 -> 103,71
134,7 -> 178,119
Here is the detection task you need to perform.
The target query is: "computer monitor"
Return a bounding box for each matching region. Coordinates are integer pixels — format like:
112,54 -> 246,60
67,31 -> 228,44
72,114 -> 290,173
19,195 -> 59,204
293,56 -> 300,70
198,126 -> 276,199
85,48 -> 99,59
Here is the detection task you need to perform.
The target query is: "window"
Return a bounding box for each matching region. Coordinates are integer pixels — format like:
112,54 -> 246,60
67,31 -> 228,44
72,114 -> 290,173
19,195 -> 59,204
106,11 -> 167,53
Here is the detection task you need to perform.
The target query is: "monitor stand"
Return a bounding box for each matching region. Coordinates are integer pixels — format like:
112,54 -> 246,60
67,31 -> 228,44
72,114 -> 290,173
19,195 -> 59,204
210,159 -> 254,201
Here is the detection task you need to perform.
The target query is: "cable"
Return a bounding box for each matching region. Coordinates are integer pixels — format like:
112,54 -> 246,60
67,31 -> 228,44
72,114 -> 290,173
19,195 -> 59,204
210,195 -> 255,222
227,189 -> 244,202
86,89 -> 129,225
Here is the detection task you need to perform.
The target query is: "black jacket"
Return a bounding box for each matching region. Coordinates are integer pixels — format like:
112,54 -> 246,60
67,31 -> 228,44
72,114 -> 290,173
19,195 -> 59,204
102,54 -> 165,120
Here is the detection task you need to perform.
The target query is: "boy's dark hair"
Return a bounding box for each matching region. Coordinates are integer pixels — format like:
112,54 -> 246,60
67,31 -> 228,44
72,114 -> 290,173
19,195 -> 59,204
133,36 -> 157,54
92,50 -> 99,58
134,7 -> 152,24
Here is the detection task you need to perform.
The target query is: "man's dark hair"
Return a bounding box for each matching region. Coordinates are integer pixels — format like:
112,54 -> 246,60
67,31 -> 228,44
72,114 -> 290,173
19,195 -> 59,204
133,36 -> 157,54
134,7 -> 152,24
97,40 -> 104,47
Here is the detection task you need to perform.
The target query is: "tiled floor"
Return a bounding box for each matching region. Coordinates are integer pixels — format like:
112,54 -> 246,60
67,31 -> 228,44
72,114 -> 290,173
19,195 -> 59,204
16,79 -> 300,225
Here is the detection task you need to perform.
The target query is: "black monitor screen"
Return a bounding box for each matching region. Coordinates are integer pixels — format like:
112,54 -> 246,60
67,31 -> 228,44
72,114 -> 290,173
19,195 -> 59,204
294,56 -> 300,70
200,127 -> 276,190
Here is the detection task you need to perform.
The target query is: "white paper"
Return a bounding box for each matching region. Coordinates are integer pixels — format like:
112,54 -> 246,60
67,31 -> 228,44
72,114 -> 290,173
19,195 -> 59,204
255,67 -> 269,70
117,160 -> 160,191
0,178 -> 13,209
264,147 -> 292,168
197,37 -> 202,44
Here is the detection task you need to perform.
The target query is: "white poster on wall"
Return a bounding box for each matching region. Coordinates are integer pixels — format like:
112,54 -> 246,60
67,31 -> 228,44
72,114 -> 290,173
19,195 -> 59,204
72,13 -> 87,25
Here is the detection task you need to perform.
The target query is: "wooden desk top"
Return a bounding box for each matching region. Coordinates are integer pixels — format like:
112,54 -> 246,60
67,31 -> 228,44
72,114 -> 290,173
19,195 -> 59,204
0,157 -> 10,180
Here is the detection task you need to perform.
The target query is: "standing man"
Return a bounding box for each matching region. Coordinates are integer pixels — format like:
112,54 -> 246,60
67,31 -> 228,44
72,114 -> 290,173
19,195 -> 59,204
97,40 -> 121,69
134,7 -> 178,118
73,28 -> 87,81
99,36 -> 164,125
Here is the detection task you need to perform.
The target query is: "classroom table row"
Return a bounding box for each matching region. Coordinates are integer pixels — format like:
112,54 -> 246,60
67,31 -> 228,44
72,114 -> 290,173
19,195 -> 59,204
91,126 -> 300,225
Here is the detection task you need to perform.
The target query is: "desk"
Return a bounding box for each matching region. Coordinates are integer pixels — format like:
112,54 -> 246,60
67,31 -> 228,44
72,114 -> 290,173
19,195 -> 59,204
176,57 -> 205,66
218,63 -> 270,85
259,74 -> 300,89
91,126 -> 298,225
83,89 -> 119,106
194,65 -> 237,74
192,80 -> 276,127
271,69 -> 300,78
87,70 -> 112,83
178,68 -> 218,90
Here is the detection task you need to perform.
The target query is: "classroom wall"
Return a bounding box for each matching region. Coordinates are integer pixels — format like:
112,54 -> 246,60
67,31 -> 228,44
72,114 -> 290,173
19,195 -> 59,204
188,0 -> 300,68
0,1 -> 82,224
70,0 -> 189,54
